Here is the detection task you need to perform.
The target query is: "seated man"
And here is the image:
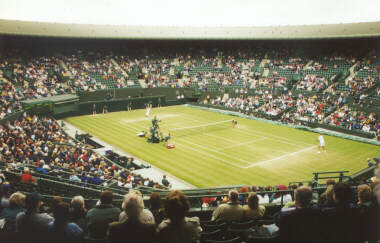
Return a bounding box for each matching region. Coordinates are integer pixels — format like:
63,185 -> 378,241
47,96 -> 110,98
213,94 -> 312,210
320,182 -> 358,243
211,189 -> 244,222
86,191 -> 121,239
16,192 -> 54,243
275,186 -> 321,243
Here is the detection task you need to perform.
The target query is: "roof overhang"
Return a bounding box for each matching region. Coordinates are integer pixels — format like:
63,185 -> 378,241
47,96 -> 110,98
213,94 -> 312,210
0,19 -> 380,40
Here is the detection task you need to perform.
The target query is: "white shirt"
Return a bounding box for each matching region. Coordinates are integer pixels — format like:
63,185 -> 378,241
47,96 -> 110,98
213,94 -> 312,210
318,135 -> 325,145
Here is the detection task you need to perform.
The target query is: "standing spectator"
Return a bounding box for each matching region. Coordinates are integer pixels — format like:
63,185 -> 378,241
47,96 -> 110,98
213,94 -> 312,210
85,191 -> 121,239
69,196 -> 87,231
0,192 -> 25,232
275,186 -> 321,243
211,189 -> 244,222
46,202 -> 83,243
162,175 -> 170,187
107,193 -> 156,243
92,104 -> 96,116
21,168 -> 36,185
16,192 -> 54,243
157,190 -> 202,243
243,192 -> 266,220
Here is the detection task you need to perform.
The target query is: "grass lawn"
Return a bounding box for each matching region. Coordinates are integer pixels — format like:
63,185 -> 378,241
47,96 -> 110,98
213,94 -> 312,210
64,105 -> 379,188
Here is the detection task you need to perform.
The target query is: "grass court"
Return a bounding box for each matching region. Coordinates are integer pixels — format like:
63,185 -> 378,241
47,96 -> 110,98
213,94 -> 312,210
64,105 -> 379,188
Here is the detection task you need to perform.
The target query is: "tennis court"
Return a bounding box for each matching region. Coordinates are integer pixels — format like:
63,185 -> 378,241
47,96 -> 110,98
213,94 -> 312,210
64,105 -> 379,188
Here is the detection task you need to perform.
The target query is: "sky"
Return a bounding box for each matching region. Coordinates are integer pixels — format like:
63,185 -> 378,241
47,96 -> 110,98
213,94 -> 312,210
0,0 -> 379,27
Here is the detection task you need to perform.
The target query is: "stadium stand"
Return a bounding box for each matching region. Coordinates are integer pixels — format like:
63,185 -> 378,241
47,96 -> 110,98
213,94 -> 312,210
0,37 -> 379,243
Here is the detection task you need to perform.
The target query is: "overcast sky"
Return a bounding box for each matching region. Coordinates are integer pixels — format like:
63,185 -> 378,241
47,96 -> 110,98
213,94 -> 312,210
0,0 -> 379,27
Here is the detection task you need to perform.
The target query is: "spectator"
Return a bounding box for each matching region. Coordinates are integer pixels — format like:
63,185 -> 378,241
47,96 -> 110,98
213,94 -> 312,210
0,184 -> 10,209
318,185 -> 335,207
16,192 -> 54,243
0,192 -> 25,232
321,182 -> 358,243
36,161 -> 48,174
69,171 -> 82,183
46,202 -> 83,243
119,190 -> 155,224
69,195 -> 87,232
356,184 -> 379,243
157,190 -> 202,243
211,189 -> 244,222
107,193 -> 156,243
272,184 -> 292,204
162,175 -> 170,187
47,196 -> 63,216
318,179 -> 335,206
149,192 -> 165,226
21,168 -> 36,185
275,186 -> 321,243
85,191 -> 121,239
243,192 -> 266,220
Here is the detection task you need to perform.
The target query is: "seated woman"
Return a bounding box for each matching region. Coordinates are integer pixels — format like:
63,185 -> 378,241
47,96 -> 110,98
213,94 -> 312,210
243,192 -> 266,220
0,192 -> 25,232
107,193 -> 156,243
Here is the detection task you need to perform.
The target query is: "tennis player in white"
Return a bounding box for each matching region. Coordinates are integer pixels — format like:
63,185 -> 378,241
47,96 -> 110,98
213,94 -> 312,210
145,103 -> 151,118
317,133 -> 326,153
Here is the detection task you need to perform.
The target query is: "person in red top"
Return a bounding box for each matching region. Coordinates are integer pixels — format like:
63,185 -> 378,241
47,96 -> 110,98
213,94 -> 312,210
21,168 -> 36,185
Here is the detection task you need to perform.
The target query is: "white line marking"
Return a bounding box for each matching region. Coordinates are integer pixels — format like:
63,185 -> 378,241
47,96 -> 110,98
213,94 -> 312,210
170,120 -> 233,131
217,137 -> 268,151
177,138 -> 251,166
121,114 -> 183,123
244,145 -> 318,168
175,141 -> 246,169
182,113 -> 313,147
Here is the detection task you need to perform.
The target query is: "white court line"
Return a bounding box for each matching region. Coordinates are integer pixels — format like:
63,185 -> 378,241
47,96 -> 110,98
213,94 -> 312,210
175,141 -> 246,169
217,137 -> 268,151
121,114 -> 183,123
177,138 -> 251,166
182,112 -> 312,147
244,145 -> 318,168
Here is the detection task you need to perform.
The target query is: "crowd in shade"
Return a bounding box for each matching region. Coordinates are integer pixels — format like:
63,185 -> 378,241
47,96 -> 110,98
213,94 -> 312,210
0,177 -> 378,243
0,114 -> 163,189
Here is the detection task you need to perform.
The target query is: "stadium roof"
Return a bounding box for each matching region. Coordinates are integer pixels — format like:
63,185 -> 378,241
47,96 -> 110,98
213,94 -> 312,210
0,0 -> 379,39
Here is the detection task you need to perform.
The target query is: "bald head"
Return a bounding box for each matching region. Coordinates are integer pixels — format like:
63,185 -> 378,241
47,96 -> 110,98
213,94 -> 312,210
295,186 -> 312,208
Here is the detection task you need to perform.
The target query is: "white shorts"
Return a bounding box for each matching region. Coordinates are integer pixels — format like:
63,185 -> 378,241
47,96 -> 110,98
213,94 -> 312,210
320,142 -> 325,147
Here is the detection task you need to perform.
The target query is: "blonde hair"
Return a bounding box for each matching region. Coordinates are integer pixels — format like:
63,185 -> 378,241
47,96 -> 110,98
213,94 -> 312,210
122,193 -> 144,220
71,195 -> 85,209
9,192 -> 26,208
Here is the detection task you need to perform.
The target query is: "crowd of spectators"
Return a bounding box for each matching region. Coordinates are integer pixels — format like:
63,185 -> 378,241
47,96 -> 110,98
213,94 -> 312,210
324,106 -> 379,134
281,94 -> 338,124
0,114 -> 163,190
296,74 -> 330,92
0,178 -> 377,243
